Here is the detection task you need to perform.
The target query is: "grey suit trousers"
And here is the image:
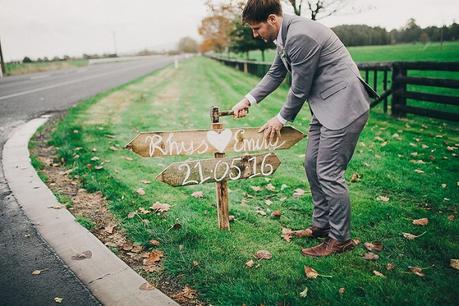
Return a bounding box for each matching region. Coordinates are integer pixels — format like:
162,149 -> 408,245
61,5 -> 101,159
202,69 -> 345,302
305,111 -> 369,241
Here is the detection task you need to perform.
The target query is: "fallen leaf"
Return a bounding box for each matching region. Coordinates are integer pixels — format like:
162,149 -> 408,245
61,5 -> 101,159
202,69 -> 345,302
149,240 -> 160,246
373,270 -> 385,277
350,173 -> 361,182
228,215 -> 235,222
251,186 -> 262,192
352,239 -> 361,246
281,184 -> 288,191
299,287 -> 308,298
409,266 -> 425,277
143,250 -> 164,266
127,211 -> 137,219
141,180 -> 151,184
447,215 -> 455,221
450,259 -> 459,270
402,231 -> 426,240
47,205 -> 64,209
139,282 -> 155,290
104,224 -> 116,234
172,286 -> 198,302
71,250 -> 92,260
364,241 -> 384,252
412,218 -> 429,226
122,156 -> 133,161
386,263 -> 396,270
293,188 -> 306,197
132,244 -> 143,253
90,156 -> 99,161
255,250 -> 272,260
376,195 -> 389,202
31,268 -> 48,275
191,191 -> 204,198
95,165 -> 104,170
122,242 -> 133,251
151,202 -> 170,213
271,210 -> 281,218
136,188 -> 145,196
54,297 -> 63,303
362,252 -> 379,260
138,207 -> 150,215
109,146 -> 118,151
246,259 -> 255,268
339,288 -> 345,295
414,169 -> 425,174
304,266 -> 319,279
265,183 -> 276,191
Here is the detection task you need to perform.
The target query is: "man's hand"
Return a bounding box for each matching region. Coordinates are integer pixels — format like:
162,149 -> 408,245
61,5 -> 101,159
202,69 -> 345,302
258,116 -> 284,143
232,98 -> 251,118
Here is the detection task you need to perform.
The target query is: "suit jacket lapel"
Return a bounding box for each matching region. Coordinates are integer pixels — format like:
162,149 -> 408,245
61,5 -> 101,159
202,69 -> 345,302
278,14 -> 293,72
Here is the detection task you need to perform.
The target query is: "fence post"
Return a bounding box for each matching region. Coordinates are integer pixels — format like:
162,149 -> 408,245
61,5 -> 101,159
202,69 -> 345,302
243,62 -> 248,74
391,63 -> 407,117
383,70 -> 388,113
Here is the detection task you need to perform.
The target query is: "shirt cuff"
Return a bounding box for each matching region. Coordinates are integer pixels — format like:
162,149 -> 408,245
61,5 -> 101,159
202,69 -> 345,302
245,94 -> 257,106
276,113 -> 288,125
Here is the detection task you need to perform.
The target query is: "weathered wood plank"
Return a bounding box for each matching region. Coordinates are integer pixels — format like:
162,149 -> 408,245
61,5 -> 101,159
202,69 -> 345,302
126,127 -> 305,157
156,153 -> 281,187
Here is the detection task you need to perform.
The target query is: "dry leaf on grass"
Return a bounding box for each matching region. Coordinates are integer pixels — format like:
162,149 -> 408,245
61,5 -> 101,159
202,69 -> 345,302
141,180 -> 151,184
373,270 -> 385,277
151,202 -> 170,213
255,250 -> 272,260
414,169 -> 425,174
136,188 -> 145,196
104,224 -> 116,234
143,250 -> 164,266
350,173 -> 361,182
228,215 -> 235,222
265,199 -> 273,206
251,186 -> 262,192
386,263 -> 396,270
149,240 -> 160,246
450,259 -> 459,270
299,287 -> 308,298
447,215 -> 456,221
402,231 -> 426,240
281,228 -> 293,242
376,195 -> 389,202
304,266 -> 319,279
265,183 -> 276,191
362,252 -> 379,260
339,287 -> 345,295
127,211 -> 137,219
293,188 -> 306,197
412,218 -> 429,226
54,297 -> 63,303
191,191 -> 204,198
364,241 -> 384,252
271,210 -> 281,218
138,207 -> 150,215
352,239 -> 361,246
409,266 -> 425,277
246,259 -> 255,268
172,285 -> 198,302
139,282 -> 155,290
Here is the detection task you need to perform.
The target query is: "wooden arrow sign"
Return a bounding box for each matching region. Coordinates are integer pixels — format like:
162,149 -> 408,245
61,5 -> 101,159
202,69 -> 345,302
156,152 -> 281,187
126,127 -> 305,157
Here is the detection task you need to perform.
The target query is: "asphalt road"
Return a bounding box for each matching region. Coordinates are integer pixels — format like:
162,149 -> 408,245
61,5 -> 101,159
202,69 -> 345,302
0,56 -> 174,305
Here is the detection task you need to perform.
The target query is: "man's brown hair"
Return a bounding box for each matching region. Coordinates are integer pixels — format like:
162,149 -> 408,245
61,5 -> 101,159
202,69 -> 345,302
242,0 -> 283,23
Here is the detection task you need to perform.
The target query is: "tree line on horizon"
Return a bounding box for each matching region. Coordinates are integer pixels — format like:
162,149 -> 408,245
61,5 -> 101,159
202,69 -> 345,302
198,0 -> 459,60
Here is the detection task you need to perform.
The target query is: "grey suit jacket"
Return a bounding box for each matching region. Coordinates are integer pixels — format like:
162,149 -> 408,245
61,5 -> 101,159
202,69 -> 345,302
248,14 -> 378,130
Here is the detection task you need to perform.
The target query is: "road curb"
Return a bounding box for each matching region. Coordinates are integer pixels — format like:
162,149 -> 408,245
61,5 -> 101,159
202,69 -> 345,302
2,116 -> 178,306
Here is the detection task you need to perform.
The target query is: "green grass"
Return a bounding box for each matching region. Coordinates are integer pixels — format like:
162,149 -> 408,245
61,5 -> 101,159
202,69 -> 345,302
39,56 -> 458,305
5,59 -> 88,76
75,216 -> 95,230
220,41 -> 459,115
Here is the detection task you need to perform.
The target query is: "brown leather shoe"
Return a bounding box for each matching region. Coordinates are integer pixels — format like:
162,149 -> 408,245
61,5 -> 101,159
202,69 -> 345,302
301,237 -> 355,257
293,226 -> 330,238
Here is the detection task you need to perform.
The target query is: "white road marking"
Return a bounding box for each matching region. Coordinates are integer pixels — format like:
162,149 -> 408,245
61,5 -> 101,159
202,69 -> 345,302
29,74 -> 50,80
0,61 -> 165,101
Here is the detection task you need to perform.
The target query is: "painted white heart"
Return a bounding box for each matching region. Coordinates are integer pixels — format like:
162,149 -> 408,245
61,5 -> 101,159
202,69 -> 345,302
207,129 -> 233,153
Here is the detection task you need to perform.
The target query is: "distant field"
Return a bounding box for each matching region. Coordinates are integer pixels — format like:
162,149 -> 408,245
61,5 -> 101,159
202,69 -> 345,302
5,59 -> 88,76
219,41 -> 459,115
225,41 -> 459,63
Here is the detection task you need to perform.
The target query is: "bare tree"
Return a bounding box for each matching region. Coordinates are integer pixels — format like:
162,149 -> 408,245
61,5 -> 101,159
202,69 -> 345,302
284,0 -> 353,20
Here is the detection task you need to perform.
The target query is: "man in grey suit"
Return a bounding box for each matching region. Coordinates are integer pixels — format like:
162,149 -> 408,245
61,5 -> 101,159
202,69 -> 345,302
232,0 -> 378,257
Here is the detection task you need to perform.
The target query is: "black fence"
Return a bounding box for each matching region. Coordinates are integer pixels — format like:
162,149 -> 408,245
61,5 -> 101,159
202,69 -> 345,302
207,55 -> 459,122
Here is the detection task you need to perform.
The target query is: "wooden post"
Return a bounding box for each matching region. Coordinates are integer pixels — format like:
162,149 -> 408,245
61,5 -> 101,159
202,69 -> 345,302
392,63 -> 407,117
210,106 -> 230,230
243,62 -> 248,74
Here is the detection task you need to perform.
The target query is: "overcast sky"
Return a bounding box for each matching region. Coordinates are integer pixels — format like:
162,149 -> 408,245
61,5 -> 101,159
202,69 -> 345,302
0,0 -> 457,61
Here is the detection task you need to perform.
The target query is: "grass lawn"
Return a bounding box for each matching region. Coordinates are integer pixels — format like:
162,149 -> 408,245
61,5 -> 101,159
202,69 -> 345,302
5,59 -> 88,76
34,56 -> 458,305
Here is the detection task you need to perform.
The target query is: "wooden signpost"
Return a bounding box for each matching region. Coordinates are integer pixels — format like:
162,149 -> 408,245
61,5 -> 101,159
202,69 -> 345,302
126,106 -> 305,230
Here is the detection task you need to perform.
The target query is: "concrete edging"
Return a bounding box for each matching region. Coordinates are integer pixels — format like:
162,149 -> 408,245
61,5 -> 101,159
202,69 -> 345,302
2,116 -> 178,306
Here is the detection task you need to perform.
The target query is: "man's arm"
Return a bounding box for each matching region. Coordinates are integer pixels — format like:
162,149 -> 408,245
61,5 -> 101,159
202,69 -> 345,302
246,52 -> 288,105
279,34 -> 321,122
